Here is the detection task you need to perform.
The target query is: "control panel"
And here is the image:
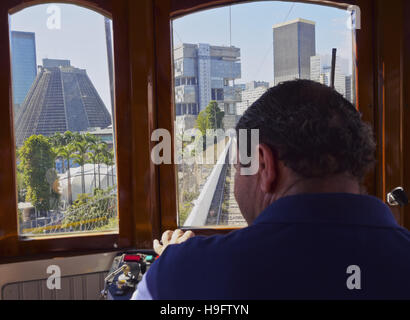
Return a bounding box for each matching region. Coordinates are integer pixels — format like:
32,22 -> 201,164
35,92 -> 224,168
101,250 -> 158,300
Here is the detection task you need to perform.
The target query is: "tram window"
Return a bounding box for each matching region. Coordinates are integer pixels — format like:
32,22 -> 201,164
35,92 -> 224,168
9,4 -> 118,237
172,1 -> 357,227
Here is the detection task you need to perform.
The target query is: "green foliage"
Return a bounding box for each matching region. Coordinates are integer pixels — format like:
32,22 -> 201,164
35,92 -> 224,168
48,132 -> 65,148
204,100 -> 224,130
19,130 -> 114,216
195,101 -> 224,150
178,202 -> 193,227
94,217 -> 118,232
17,209 -> 23,224
195,110 -> 209,136
16,169 -> 27,203
73,140 -> 90,194
49,131 -> 77,148
73,140 -> 89,166
62,187 -> 117,231
54,143 -> 76,204
18,135 -> 59,211
183,191 -> 198,203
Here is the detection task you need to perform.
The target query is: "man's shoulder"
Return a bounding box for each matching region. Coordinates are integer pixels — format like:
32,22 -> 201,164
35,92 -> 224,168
163,227 -> 251,257
148,225 -> 265,277
145,228 -> 261,299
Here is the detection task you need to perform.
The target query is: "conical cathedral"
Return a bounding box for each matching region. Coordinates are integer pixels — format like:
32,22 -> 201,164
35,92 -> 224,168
15,59 -> 112,146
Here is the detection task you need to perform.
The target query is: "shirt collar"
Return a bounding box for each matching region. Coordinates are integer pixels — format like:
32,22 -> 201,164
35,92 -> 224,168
253,193 -> 399,228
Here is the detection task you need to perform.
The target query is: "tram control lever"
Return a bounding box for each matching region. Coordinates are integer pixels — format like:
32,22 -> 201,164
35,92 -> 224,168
387,187 -> 409,207
101,250 -> 157,300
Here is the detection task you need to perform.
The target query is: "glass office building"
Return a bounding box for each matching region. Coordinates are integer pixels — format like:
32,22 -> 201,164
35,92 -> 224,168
273,18 -> 316,85
10,31 -> 37,110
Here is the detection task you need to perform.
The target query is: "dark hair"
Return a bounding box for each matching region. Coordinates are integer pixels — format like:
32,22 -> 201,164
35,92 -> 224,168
236,79 -> 376,180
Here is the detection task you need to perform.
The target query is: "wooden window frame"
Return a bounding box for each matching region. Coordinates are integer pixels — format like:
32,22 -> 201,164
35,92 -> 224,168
0,0 -> 159,262
1,0 -> 408,262
155,0 -> 382,235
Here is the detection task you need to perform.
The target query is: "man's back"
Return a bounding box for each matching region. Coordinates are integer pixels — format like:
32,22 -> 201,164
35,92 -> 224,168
145,193 -> 410,299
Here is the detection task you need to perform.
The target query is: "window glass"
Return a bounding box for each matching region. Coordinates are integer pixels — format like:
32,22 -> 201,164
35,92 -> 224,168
10,4 -> 118,236
172,1 -> 357,227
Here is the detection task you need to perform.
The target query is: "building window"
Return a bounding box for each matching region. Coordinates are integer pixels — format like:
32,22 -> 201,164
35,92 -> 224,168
10,4 -> 118,237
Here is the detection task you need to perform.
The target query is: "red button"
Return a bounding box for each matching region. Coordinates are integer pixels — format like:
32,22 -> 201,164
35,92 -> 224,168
124,254 -> 141,262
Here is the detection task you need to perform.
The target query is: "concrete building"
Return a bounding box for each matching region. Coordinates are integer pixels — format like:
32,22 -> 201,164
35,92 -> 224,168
174,43 -> 241,129
15,59 -> 112,146
10,31 -> 37,114
237,81 -> 269,115
310,55 -> 347,98
273,18 -> 316,85
345,75 -> 355,104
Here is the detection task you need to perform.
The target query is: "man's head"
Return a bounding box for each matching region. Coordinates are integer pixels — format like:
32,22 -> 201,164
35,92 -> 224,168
234,79 -> 376,224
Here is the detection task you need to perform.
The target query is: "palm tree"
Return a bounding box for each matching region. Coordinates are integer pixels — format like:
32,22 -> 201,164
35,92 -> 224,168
103,149 -> 115,188
55,144 -> 76,205
49,132 -> 65,148
63,131 -> 75,143
87,149 -> 99,190
85,134 -> 101,190
50,132 -> 67,172
95,142 -> 108,189
108,150 -> 115,187
73,140 -> 89,194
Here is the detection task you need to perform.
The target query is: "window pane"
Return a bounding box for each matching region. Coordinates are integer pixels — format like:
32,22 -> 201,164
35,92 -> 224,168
172,1 -> 356,227
10,4 -> 118,236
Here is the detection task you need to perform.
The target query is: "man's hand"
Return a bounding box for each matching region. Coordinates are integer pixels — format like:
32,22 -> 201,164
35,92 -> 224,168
153,229 -> 195,256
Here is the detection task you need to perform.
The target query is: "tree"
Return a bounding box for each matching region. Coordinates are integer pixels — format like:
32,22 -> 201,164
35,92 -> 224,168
85,134 -> 101,190
49,132 -> 65,149
73,140 -> 89,194
110,150 -> 115,187
195,110 -> 209,137
19,135 -> 59,212
87,148 -> 99,190
204,100 -> 224,130
103,149 -> 115,187
55,144 -> 76,205
63,131 -> 76,145
95,142 -> 108,189
195,101 -> 225,151
16,168 -> 27,203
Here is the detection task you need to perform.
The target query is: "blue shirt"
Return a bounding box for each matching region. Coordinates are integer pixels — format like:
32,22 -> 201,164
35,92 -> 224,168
134,193 -> 410,299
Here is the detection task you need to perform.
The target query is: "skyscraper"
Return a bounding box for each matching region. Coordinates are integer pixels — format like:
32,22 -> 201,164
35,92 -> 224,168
10,31 -> 37,112
15,59 -> 112,146
273,18 -> 316,85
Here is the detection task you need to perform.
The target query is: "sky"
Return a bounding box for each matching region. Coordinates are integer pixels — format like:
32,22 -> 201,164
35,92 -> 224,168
9,1 -> 354,110
173,1 -> 354,84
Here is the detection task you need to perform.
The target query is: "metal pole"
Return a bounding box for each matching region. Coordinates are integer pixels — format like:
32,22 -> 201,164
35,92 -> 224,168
330,48 -> 337,89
